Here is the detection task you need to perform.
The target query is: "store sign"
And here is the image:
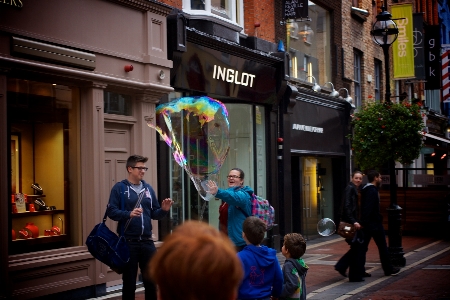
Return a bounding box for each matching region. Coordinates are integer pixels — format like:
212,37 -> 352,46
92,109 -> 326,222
290,99 -> 346,155
0,0 -> 23,8
292,124 -> 323,133
413,13 -> 425,80
283,0 -> 308,20
424,25 -> 441,90
212,65 -> 256,87
392,4 -> 415,79
172,42 -> 277,104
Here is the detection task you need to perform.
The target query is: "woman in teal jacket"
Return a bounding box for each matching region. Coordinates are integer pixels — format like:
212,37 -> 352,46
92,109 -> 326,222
207,168 -> 253,251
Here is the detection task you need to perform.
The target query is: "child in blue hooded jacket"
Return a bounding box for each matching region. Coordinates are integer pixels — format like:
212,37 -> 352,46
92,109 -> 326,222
237,216 -> 283,300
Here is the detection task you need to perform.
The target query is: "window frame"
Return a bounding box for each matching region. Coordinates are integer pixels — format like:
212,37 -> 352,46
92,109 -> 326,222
374,59 -> 381,102
354,51 -> 362,108
182,0 -> 244,30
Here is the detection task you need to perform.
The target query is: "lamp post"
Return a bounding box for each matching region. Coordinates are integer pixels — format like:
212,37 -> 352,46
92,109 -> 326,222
370,4 -> 406,267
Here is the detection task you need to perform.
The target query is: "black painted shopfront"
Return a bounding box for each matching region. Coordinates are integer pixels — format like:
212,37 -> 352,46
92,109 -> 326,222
159,15 -> 288,245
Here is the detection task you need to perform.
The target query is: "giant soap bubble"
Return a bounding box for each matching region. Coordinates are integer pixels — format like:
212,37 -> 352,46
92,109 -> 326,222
147,96 -> 230,202
317,218 -> 336,236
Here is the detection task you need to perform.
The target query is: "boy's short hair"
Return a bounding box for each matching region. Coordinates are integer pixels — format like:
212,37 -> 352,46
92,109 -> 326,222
126,155 -> 148,169
149,221 -> 243,300
243,216 -> 266,245
283,233 -> 306,259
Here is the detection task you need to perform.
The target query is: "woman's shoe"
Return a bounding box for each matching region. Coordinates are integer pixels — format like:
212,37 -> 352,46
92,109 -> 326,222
349,278 -> 365,282
334,267 -> 347,277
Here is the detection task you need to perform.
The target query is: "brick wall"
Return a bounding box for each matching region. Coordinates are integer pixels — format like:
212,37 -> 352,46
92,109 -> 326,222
244,0 -> 276,42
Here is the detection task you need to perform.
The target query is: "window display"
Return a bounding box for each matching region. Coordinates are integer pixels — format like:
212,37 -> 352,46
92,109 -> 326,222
8,78 -> 80,254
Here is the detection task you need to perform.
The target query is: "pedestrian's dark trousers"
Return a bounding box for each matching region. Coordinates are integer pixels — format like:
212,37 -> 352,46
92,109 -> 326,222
335,233 -> 365,280
362,223 -> 392,274
122,240 -> 157,300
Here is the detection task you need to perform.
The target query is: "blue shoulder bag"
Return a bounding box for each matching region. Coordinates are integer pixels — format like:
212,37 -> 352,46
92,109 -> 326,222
86,184 -> 145,274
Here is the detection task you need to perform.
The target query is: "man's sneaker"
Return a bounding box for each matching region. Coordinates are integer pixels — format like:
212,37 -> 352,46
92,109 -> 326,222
385,267 -> 401,276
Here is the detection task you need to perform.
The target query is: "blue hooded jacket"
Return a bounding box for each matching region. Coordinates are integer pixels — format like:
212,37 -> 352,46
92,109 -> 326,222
215,185 -> 253,247
106,180 -> 168,239
237,245 -> 284,299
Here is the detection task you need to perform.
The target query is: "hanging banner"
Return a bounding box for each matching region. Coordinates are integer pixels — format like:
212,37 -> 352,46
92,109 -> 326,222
424,25 -> 441,90
413,13 -> 425,80
392,4 -> 415,79
438,0 -> 450,47
283,0 -> 308,20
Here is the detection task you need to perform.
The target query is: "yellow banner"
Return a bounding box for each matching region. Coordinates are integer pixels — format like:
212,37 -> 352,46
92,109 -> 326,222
392,4 -> 415,79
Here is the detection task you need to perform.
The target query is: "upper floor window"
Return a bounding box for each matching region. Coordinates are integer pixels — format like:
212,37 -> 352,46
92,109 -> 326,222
374,59 -> 381,102
287,1 -> 331,85
354,51 -> 362,108
184,0 -> 243,26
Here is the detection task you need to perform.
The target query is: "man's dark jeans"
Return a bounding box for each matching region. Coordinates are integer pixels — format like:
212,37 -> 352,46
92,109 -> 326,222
122,240 -> 157,300
362,223 -> 393,274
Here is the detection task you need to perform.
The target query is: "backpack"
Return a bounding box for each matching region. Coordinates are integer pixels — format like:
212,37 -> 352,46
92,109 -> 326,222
239,193 -> 275,231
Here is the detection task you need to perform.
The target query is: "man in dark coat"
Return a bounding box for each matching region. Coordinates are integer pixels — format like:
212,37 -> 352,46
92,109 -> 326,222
360,170 -> 400,276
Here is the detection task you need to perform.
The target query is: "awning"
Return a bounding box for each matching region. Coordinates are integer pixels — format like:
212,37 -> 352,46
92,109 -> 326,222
424,133 -> 450,143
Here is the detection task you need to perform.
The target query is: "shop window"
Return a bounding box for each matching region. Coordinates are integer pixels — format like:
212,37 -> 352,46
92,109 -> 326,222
354,50 -> 362,107
104,91 -> 132,116
286,1 -> 331,85
166,95 -> 266,232
184,0 -> 243,26
8,79 -> 80,254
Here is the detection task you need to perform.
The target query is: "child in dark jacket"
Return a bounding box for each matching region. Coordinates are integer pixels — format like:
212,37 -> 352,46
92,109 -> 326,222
237,216 -> 283,300
279,233 -> 309,300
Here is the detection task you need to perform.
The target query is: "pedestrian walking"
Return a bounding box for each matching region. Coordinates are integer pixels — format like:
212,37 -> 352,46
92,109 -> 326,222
335,170 -> 367,282
360,170 -> 400,276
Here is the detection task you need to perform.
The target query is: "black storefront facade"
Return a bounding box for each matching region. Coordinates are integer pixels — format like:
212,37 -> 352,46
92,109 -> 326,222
278,84 -> 353,241
159,13 -> 289,245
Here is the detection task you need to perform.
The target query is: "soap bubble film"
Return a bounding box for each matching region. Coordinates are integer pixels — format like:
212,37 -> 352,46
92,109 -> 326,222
148,96 -> 230,201
317,218 -> 336,236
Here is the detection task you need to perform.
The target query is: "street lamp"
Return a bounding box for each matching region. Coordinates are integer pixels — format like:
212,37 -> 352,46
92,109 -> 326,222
370,4 -> 405,267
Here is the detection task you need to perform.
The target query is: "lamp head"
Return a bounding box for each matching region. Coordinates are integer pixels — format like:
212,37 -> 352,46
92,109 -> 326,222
324,82 -> 339,97
338,88 -> 354,107
370,5 -> 398,46
306,75 -> 321,92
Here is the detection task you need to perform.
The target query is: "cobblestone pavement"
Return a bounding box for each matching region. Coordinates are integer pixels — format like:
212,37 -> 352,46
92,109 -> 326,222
92,235 -> 450,300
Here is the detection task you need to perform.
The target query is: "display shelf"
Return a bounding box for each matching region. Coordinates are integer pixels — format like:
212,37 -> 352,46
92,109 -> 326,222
11,234 -> 68,245
11,209 -> 64,218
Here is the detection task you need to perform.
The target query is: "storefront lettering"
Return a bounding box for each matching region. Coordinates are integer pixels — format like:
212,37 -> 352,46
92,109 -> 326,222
292,124 -> 323,133
1,0 -> 23,8
396,18 -> 409,57
212,65 -> 256,87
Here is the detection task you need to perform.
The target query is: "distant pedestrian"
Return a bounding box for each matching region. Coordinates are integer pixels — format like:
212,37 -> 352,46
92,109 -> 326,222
335,170 -> 367,282
149,221 -> 243,300
279,233 -> 309,300
237,216 -> 283,300
360,170 -> 400,276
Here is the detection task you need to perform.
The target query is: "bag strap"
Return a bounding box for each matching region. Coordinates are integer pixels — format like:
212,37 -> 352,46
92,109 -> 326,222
103,183 -> 146,235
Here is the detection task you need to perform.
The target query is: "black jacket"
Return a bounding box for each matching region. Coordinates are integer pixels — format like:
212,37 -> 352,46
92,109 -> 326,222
360,183 -> 383,229
341,182 -> 359,224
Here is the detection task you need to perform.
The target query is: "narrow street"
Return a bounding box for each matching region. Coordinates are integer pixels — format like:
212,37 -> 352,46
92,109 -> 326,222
92,235 -> 450,300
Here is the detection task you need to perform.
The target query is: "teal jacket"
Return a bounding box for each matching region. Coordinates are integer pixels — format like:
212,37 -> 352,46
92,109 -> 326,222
215,185 -> 253,247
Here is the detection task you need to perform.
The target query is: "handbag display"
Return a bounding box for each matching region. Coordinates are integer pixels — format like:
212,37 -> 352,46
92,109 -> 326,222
337,221 -> 356,239
86,186 -> 145,274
